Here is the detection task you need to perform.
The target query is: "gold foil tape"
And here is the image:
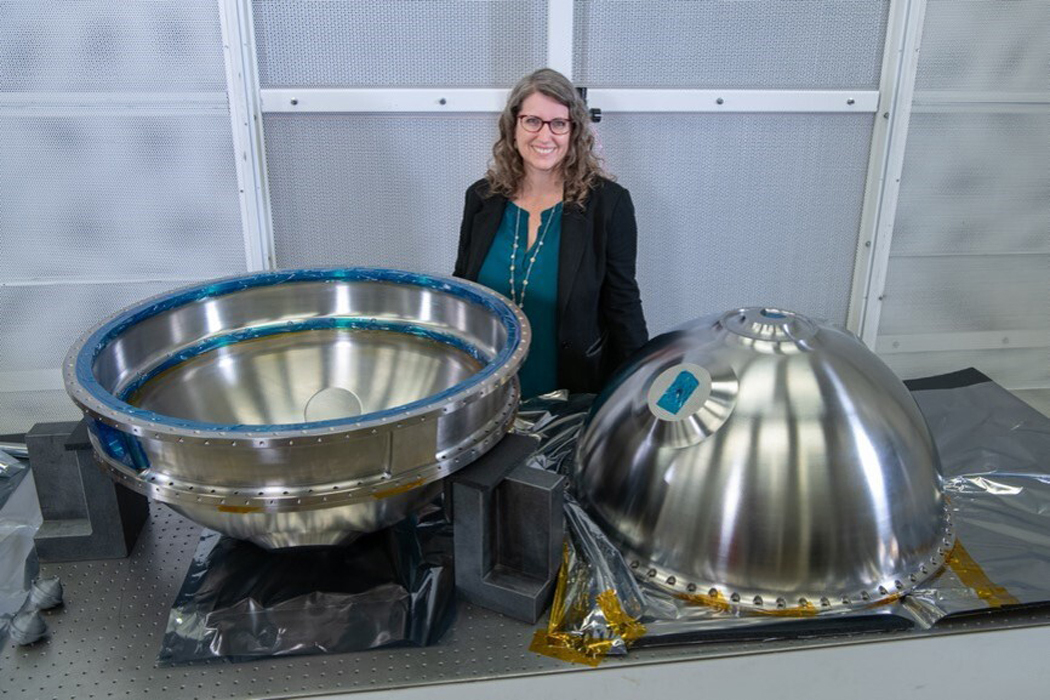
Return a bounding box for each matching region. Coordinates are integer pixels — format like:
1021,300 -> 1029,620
947,540 -> 1019,608
674,590 -> 732,613
528,630 -> 612,668
371,476 -> 425,499
596,589 -> 647,644
529,542 -> 646,666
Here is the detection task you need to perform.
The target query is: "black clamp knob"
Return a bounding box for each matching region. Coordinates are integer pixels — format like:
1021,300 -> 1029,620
575,86 -> 602,123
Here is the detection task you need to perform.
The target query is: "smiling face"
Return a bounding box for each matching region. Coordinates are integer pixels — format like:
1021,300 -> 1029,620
515,91 -> 571,179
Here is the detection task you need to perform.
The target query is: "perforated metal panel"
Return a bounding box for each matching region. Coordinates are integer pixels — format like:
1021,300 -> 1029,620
0,2 -> 248,433
573,0 -> 890,89
0,115 -> 246,281
253,0 -> 548,88
916,0 -> 1050,93
0,281 -> 193,378
264,114 -> 496,272
874,0 -> 1050,390
0,281 -> 206,434
0,0 -> 227,92
892,113 -> 1050,256
264,113 -> 872,330
596,113 -> 874,334
879,255 -> 1050,336
0,390 -> 82,435
0,282 -> 204,435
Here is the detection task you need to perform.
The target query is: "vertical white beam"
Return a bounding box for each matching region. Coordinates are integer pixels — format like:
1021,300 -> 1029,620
546,0 -> 574,77
218,0 -> 276,271
846,0 -> 928,345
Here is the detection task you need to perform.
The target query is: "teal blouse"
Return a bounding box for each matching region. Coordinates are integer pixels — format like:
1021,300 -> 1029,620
478,202 -> 562,398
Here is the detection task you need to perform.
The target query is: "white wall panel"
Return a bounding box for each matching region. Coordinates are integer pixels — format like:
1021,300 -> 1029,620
598,113 -> 874,334
0,390 -> 83,433
253,0 -> 548,88
0,2 -> 246,431
879,255 -> 1050,336
873,0 -> 1050,389
0,0 -> 227,92
574,0 -> 890,89
892,113 -> 1050,256
0,281 -> 200,433
916,0 -> 1050,93
264,114 -> 496,272
264,111 -> 873,333
0,115 -> 245,281
0,281 -> 198,376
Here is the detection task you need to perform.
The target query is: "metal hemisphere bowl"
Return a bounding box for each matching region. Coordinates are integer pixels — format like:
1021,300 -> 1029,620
64,268 -> 529,548
575,307 -> 953,613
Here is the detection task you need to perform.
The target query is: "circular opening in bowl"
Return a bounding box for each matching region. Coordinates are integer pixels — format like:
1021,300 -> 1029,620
305,386 -> 364,422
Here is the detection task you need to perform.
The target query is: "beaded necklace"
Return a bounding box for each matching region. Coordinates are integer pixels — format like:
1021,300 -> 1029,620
508,202 -> 561,310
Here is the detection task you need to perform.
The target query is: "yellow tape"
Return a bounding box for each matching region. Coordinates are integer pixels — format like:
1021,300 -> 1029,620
371,476 -> 425,499
545,541 -> 573,630
528,630 -> 611,668
947,540 -> 1019,608
751,601 -> 819,617
217,505 -> 262,514
596,589 -> 647,644
528,543 -> 646,666
869,592 -> 903,609
674,590 -> 731,613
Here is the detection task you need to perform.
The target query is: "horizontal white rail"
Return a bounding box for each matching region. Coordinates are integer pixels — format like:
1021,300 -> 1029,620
260,88 -> 879,114
877,330 -> 1050,354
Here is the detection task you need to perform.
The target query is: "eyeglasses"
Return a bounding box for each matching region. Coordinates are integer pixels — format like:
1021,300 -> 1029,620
518,114 -> 572,135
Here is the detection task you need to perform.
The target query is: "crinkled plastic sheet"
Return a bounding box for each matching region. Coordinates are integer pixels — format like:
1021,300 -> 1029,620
158,504 -> 456,665
516,370 -> 1050,661
0,450 -> 43,649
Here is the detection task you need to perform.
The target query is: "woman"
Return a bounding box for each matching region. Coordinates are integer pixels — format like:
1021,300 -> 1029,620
455,68 -> 648,397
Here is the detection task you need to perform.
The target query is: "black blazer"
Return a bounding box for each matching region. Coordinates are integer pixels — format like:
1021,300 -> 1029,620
454,177 -> 648,393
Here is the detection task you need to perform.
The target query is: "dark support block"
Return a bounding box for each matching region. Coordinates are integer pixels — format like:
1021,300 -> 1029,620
451,433 -> 565,623
27,420 -> 148,562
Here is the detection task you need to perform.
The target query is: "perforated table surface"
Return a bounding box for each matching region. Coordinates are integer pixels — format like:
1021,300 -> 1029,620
4,502 -> 1050,700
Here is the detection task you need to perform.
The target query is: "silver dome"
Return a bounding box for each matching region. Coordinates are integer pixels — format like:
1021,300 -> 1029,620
575,307 -> 953,613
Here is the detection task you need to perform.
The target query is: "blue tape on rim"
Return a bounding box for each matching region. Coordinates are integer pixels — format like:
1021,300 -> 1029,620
656,371 -> 700,415
75,268 -> 522,433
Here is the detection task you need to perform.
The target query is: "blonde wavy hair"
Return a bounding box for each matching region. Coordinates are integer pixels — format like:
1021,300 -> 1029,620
485,68 -> 608,207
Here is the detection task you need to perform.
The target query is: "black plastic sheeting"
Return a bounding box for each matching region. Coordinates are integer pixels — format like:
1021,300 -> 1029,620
158,505 -> 455,665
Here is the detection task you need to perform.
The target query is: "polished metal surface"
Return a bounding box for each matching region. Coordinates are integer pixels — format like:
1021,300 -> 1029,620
575,307 -> 954,613
63,269 -> 529,548
0,441 -> 29,459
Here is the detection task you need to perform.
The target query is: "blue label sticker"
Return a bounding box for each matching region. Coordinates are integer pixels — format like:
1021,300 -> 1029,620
656,371 -> 700,415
